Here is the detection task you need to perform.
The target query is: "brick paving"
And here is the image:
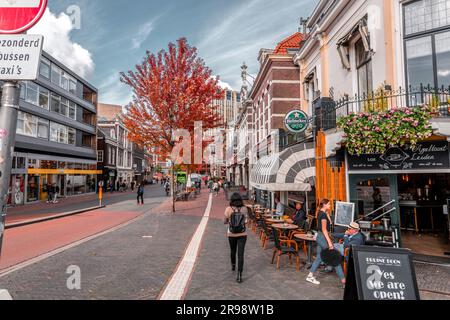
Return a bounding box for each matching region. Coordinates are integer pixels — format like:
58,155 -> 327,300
0,188 -> 448,300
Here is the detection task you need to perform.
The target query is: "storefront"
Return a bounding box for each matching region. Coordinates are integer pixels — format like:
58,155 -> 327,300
9,153 -> 101,205
346,139 -> 450,258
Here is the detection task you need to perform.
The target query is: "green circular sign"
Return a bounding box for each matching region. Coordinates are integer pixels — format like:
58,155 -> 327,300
285,110 -> 309,133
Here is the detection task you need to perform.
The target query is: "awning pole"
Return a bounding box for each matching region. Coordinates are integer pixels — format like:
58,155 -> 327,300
305,191 -> 309,214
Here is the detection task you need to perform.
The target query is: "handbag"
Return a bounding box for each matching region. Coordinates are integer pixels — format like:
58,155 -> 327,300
321,248 -> 343,267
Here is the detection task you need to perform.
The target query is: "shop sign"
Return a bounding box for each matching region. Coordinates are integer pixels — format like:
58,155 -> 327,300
344,246 -> 420,300
176,172 -> 187,184
347,141 -> 450,171
284,110 -> 309,133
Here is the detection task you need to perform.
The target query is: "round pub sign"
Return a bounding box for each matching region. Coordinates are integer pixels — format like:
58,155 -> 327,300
284,110 -> 308,133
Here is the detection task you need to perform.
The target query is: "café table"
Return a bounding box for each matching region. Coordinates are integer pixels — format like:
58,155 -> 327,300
294,233 -> 316,269
271,223 -> 299,237
265,218 -> 284,224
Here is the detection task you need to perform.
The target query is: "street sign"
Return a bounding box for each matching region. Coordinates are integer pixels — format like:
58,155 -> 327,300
284,110 -> 309,133
0,0 -> 48,34
0,34 -> 43,80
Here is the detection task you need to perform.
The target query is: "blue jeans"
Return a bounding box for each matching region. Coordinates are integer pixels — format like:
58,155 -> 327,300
310,232 -> 345,281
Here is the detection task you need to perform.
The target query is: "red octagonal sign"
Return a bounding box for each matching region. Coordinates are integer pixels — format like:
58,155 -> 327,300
0,0 -> 48,34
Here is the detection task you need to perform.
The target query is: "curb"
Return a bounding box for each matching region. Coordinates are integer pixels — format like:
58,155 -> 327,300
5,206 -> 106,229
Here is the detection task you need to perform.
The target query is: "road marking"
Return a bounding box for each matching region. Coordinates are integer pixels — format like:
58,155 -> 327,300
158,193 -> 212,300
0,289 -> 12,300
0,213 -> 148,278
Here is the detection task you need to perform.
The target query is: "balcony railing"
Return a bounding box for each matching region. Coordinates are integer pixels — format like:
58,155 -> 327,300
314,85 -> 450,132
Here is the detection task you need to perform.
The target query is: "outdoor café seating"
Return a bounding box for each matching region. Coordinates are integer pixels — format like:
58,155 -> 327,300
271,228 -> 300,271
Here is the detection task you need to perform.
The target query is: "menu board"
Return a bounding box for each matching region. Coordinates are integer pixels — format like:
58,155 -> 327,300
344,246 -> 420,300
334,201 -> 355,227
348,141 -> 450,171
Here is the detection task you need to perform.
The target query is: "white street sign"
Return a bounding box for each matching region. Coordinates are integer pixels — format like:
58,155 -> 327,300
0,34 -> 43,80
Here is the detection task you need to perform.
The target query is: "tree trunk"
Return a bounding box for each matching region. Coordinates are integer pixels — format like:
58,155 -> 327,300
172,164 -> 176,213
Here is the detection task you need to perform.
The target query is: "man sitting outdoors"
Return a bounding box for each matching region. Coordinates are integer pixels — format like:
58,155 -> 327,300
333,222 -> 366,262
274,197 -> 284,217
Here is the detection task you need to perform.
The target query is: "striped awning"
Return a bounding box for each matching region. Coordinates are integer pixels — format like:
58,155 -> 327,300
250,142 -> 316,192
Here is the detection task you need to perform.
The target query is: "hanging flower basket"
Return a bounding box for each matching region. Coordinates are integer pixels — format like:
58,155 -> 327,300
337,105 -> 437,156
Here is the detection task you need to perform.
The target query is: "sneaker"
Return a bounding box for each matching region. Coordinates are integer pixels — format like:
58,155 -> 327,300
306,276 -> 320,285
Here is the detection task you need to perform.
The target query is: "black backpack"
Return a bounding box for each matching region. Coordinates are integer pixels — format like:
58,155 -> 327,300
229,207 -> 246,234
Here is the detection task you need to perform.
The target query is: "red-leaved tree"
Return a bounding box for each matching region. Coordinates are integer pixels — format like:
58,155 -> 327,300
120,38 -> 224,212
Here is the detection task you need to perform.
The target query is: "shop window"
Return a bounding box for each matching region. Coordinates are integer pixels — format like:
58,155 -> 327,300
73,175 -> 86,194
27,175 -> 40,202
16,157 -> 26,169
28,158 -> 38,169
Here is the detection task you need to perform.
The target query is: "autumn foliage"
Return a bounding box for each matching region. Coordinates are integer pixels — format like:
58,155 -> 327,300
120,38 -> 224,166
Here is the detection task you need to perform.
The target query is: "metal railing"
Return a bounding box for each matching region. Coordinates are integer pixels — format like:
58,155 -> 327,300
315,85 -> 450,132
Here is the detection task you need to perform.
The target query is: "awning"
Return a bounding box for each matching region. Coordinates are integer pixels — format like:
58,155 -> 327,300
250,142 -> 316,192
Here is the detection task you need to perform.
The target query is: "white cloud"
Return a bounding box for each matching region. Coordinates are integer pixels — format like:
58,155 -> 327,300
132,20 -> 155,50
29,8 -> 95,79
98,72 -> 133,106
217,79 -> 234,91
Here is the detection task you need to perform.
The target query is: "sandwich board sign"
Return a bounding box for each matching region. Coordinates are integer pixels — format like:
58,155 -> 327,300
344,246 -> 420,300
0,0 -> 48,34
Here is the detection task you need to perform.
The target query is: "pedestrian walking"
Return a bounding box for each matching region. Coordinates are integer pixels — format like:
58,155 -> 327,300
46,182 -> 53,204
306,199 -> 346,287
53,184 -> 60,203
131,180 -> 136,192
224,193 -> 248,283
116,181 -> 120,193
137,183 -> 144,205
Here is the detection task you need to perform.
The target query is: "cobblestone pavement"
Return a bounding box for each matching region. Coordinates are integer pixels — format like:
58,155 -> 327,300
0,188 -> 449,300
0,212 -> 201,300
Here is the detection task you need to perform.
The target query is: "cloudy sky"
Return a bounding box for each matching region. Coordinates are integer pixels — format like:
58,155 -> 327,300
30,0 -> 317,106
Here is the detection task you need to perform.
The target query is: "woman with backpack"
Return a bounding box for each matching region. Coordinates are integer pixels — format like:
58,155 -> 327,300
224,193 -> 248,283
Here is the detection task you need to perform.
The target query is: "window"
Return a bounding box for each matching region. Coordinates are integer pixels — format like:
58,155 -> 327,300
404,1 -> 450,89
406,36 -> 434,88
404,0 -> 450,36
356,38 -> 373,96
20,82 -> 25,100
69,77 -> 77,95
25,82 -> 39,105
39,58 -> 51,79
37,118 -> 49,139
50,122 -> 74,145
50,93 -> 60,114
69,101 -> 77,120
60,98 -> 69,117
97,150 -> 104,162
51,64 -> 62,86
38,87 -> 49,110
68,128 -> 76,145
17,111 -> 37,137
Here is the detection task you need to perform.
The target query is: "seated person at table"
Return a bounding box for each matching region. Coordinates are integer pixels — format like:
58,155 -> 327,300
274,197 -> 284,217
291,202 -> 307,228
333,222 -> 365,262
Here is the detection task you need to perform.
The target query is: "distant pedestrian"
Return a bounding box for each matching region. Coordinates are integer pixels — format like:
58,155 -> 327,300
116,181 -> 120,192
131,181 -> 136,192
53,184 -> 60,203
46,182 -> 53,204
137,183 -> 144,205
224,193 -> 248,283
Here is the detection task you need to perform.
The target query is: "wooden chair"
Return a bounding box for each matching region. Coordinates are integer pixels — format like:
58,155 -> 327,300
260,220 -> 274,250
343,247 -> 350,276
271,229 -> 300,271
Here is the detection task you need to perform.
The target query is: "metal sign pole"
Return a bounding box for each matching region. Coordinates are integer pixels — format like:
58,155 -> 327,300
0,81 -> 20,258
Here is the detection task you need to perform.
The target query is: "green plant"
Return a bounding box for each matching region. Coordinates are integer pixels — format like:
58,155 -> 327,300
337,104 -> 437,155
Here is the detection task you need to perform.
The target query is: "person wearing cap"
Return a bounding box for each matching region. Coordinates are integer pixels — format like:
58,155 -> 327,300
333,222 -> 366,262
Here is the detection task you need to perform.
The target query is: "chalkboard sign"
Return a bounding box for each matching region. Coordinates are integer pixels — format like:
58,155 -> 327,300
344,246 -> 420,300
334,201 -> 355,227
